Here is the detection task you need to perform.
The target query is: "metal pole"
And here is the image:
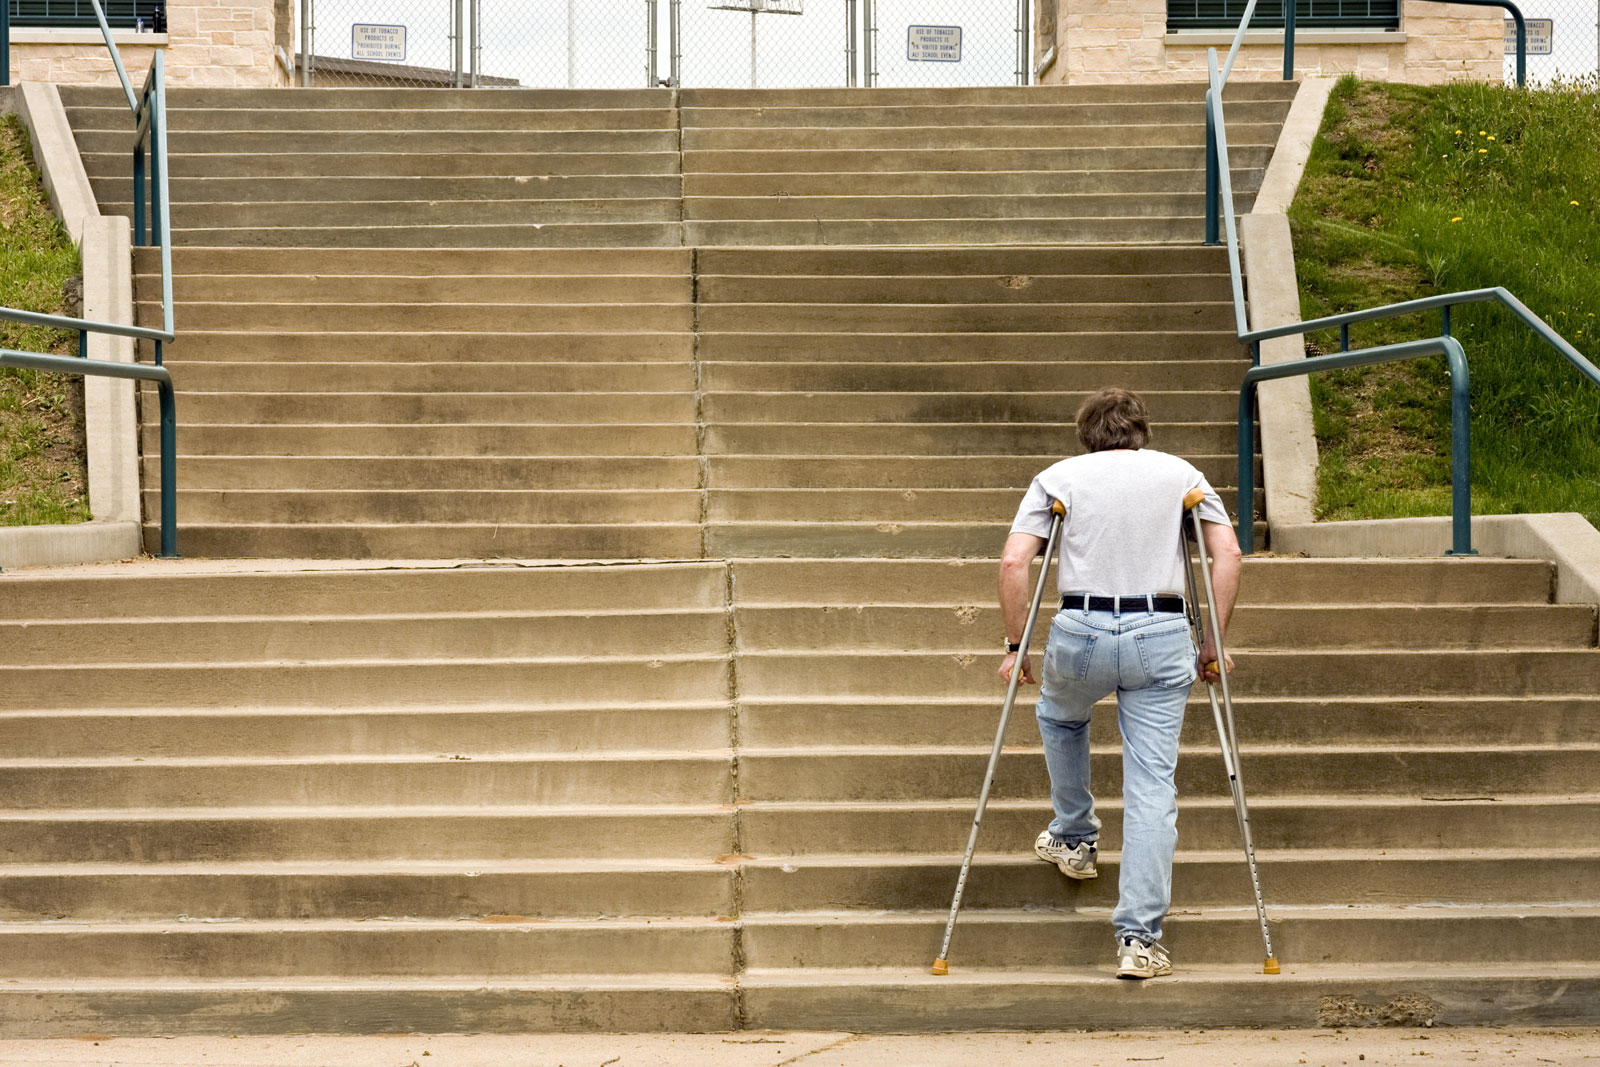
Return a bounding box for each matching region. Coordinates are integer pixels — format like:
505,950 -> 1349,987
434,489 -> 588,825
299,0 -> 310,85
1016,0 -> 1027,85
157,378 -> 179,559
1282,0 -> 1295,80
750,9 -> 757,90
1444,337 -> 1476,556
1204,93 -> 1219,246
455,0 -> 466,87
3,0 -> 11,87
670,0 -> 680,88
469,0 -> 479,87
863,0 -> 875,87
846,0 -> 857,87
568,0 -> 577,88
648,0 -> 658,87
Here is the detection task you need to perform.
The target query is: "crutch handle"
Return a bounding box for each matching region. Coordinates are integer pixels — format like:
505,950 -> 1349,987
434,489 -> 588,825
1051,499 -> 1066,516
1182,488 -> 1206,510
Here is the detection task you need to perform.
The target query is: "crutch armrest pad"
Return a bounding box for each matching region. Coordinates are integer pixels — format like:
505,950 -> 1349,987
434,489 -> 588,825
1182,488 -> 1206,510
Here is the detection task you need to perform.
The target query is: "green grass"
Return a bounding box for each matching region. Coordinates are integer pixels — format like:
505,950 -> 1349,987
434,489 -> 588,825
1288,75 -> 1600,527
0,113 -> 88,527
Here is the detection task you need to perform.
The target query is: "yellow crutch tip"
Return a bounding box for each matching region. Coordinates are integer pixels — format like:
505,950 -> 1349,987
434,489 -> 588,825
1263,957 -> 1281,975
931,958 -> 949,976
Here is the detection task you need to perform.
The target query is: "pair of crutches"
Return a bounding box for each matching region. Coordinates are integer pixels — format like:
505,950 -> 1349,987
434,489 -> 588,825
932,492 -> 1278,976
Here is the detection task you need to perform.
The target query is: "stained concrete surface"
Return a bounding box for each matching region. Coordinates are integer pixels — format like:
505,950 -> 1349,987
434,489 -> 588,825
0,1029 -> 1596,1067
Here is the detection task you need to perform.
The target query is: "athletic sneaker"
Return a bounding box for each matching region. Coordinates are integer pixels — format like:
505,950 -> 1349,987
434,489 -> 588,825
1116,937 -> 1173,980
1034,829 -> 1097,880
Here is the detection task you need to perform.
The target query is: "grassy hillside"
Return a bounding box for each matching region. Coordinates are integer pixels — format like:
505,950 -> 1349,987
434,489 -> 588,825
0,114 -> 88,526
1288,75 -> 1600,527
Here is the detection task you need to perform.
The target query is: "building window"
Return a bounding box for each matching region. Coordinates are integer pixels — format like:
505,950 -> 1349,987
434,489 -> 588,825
1167,0 -> 1400,30
8,0 -> 166,30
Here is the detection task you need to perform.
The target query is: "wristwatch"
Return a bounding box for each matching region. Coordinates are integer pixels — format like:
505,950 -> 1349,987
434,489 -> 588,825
1005,641 -> 1022,653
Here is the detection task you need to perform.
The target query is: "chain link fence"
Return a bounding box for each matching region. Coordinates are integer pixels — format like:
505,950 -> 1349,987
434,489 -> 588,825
1503,0 -> 1600,84
297,0 -> 1028,88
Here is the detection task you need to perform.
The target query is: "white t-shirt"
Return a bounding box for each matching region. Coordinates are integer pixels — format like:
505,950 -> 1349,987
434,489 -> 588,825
1009,448 -> 1231,598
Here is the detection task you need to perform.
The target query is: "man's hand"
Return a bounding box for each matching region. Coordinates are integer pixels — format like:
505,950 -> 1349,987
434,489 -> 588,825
1197,637 -> 1234,683
998,652 -> 1036,686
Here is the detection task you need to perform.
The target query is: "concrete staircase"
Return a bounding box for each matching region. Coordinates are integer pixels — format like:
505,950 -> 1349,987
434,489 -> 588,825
17,81 -> 1597,1033
0,555 -> 1594,1031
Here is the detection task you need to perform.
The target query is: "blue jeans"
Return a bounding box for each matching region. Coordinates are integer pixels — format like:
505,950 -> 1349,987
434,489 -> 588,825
1035,605 -> 1196,945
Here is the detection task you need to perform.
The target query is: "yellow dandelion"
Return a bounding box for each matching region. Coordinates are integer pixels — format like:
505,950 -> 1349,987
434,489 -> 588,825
1479,130 -> 1487,135
1572,200 -> 1582,206
1450,216 -> 1463,223
1455,129 -> 1463,134
1479,148 -> 1489,154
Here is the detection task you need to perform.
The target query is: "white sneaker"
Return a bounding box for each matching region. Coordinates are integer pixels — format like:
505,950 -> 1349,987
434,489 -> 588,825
1115,937 -> 1173,980
1034,829 -> 1097,880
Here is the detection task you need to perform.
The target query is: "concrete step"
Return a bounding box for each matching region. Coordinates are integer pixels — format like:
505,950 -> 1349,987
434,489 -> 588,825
724,558 -> 1557,606
135,246 -> 693,275
0,655 -> 730,712
0,804 -> 735,862
0,562 -> 728,619
704,522 -> 1265,559
681,144 -> 1276,174
703,453 -> 1259,489
680,123 -> 1282,151
675,84 -> 1299,107
684,193 -> 1215,222
0,751 -> 735,807
738,743 -> 1600,801
703,422 -> 1243,455
142,423 -> 700,456
736,650 -> 1600,701
146,489 -> 703,525
102,175 -> 680,206
695,331 -> 1238,362
737,695 -> 1600,748
154,391 -> 695,424
699,389 -> 1240,421
132,199 -> 685,229
705,487 -> 1255,523
0,609 -> 728,665
675,101 -> 1287,129
0,918 -> 735,977
0,862 -> 736,921
62,86 -> 676,110
151,275 -> 691,304
737,795 -> 1600,854
74,129 -> 682,156
87,150 -> 685,179
141,302 -> 692,333
698,274 -> 1237,304
67,106 -> 680,133
143,455 -> 699,489
0,849 -> 1583,923
143,332 -> 695,363
140,522 -> 705,560
741,963 -> 1600,1031
694,302 -> 1234,332
694,245 -> 1231,274
740,906 -> 1600,969
162,221 -> 686,248
683,169 -> 1259,198
158,363 -> 694,393
682,217 -> 1208,245
731,603 -> 1596,652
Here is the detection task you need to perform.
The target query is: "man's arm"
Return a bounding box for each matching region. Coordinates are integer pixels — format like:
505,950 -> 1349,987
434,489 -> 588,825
998,531 -> 1047,684
1197,519 -> 1243,682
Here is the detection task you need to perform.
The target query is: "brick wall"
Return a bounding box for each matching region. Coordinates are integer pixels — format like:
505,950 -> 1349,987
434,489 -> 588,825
8,0 -> 287,86
1044,0 -> 1503,84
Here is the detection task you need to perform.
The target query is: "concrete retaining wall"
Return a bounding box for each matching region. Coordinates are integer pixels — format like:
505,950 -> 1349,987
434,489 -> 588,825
1,83 -> 143,570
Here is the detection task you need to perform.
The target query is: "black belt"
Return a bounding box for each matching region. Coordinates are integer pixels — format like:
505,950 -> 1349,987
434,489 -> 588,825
1061,594 -> 1185,614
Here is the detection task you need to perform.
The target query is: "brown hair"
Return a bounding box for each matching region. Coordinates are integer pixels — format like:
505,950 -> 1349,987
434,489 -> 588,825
1076,387 -> 1151,452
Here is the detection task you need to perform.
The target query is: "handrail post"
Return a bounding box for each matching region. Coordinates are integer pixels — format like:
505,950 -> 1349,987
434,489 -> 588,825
1504,0 -> 1526,85
1238,383 -> 1257,554
3,0 -> 11,87
132,143 -> 147,244
1441,304 -> 1452,336
1443,337 -> 1475,556
1282,0 -> 1295,80
1204,94 -> 1219,246
157,378 -> 179,558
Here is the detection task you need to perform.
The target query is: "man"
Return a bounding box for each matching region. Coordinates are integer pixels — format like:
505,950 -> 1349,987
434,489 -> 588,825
997,387 -> 1242,980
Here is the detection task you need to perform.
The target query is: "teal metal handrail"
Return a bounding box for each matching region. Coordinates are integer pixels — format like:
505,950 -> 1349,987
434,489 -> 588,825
1206,0 -> 1594,557
0,0 -> 179,554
